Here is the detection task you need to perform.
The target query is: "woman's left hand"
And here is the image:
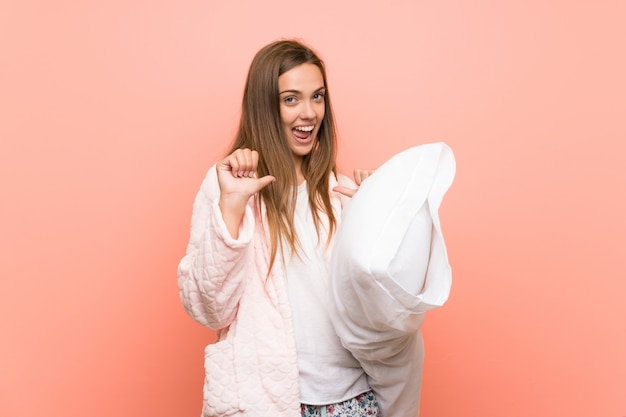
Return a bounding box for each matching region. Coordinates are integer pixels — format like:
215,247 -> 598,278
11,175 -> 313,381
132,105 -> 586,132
333,168 -> 375,198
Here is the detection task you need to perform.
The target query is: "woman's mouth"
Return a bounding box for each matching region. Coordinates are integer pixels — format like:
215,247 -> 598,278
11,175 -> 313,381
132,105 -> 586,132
292,125 -> 315,143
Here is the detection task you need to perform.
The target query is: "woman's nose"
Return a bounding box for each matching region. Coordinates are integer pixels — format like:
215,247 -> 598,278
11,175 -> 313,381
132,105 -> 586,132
300,100 -> 315,119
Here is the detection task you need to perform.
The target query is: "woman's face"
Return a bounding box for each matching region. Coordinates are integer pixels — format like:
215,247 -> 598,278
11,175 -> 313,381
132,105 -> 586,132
278,63 -> 326,165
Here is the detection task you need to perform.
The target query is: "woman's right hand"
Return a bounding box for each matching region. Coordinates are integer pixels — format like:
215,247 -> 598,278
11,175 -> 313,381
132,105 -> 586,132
217,149 -> 275,199
216,148 -> 275,238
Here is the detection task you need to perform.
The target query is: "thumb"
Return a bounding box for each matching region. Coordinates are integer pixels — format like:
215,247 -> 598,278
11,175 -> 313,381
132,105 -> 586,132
333,185 -> 357,198
255,174 -> 276,192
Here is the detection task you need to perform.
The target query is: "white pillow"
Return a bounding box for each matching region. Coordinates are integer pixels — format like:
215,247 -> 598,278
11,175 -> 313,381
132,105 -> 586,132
329,142 -> 456,417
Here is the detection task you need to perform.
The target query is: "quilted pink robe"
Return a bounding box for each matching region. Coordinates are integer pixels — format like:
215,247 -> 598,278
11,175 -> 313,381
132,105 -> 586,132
178,167 -> 346,416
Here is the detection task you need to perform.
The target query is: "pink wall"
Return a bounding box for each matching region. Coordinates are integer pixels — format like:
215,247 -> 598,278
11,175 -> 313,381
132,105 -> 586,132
1,1 -> 624,416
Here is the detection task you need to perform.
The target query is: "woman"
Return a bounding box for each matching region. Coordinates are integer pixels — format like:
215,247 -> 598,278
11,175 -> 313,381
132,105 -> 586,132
178,39 -> 378,416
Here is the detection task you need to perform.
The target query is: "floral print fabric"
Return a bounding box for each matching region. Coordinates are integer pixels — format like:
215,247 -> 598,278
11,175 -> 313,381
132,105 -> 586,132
301,391 -> 381,417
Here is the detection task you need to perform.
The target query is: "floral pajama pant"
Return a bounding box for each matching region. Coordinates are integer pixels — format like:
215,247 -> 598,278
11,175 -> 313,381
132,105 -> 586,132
301,391 -> 382,417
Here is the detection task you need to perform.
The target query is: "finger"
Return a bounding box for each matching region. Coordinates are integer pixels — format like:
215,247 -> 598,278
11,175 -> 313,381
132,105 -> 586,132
218,154 -> 239,177
249,150 -> 259,177
229,149 -> 253,177
243,149 -> 255,177
354,169 -> 375,185
239,149 -> 259,177
234,150 -> 249,177
333,185 -> 357,198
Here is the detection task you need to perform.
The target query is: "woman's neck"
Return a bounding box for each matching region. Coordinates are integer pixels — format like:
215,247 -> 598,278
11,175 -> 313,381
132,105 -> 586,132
293,156 -> 305,185
296,170 -> 305,185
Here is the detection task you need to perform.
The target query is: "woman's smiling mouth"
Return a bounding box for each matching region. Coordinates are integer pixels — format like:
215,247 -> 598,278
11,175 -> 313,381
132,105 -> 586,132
292,125 -> 315,142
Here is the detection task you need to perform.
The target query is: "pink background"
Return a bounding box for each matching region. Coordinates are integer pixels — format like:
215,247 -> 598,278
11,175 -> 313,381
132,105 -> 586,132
1,1 -> 625,416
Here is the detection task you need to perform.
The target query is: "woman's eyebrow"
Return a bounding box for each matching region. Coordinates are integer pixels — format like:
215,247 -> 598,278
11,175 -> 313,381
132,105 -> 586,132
279,86 -> 326,95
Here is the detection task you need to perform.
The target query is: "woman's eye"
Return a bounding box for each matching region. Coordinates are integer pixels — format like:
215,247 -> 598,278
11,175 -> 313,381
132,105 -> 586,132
313,92 -> 325,101
283,96 -> 296,104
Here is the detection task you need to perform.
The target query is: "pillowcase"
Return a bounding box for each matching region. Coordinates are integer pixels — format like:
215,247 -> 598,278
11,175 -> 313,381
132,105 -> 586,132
329,141 -> 455,417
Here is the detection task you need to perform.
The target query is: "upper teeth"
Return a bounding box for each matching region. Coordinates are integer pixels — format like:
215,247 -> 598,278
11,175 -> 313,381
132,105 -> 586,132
295,126 -> 314,132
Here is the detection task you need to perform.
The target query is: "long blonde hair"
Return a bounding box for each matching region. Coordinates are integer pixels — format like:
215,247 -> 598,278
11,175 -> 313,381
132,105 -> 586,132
229,39 -> 338,271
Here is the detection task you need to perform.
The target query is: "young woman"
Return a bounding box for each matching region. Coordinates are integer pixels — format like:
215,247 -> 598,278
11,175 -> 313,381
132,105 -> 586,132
178,40 -> 378,416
